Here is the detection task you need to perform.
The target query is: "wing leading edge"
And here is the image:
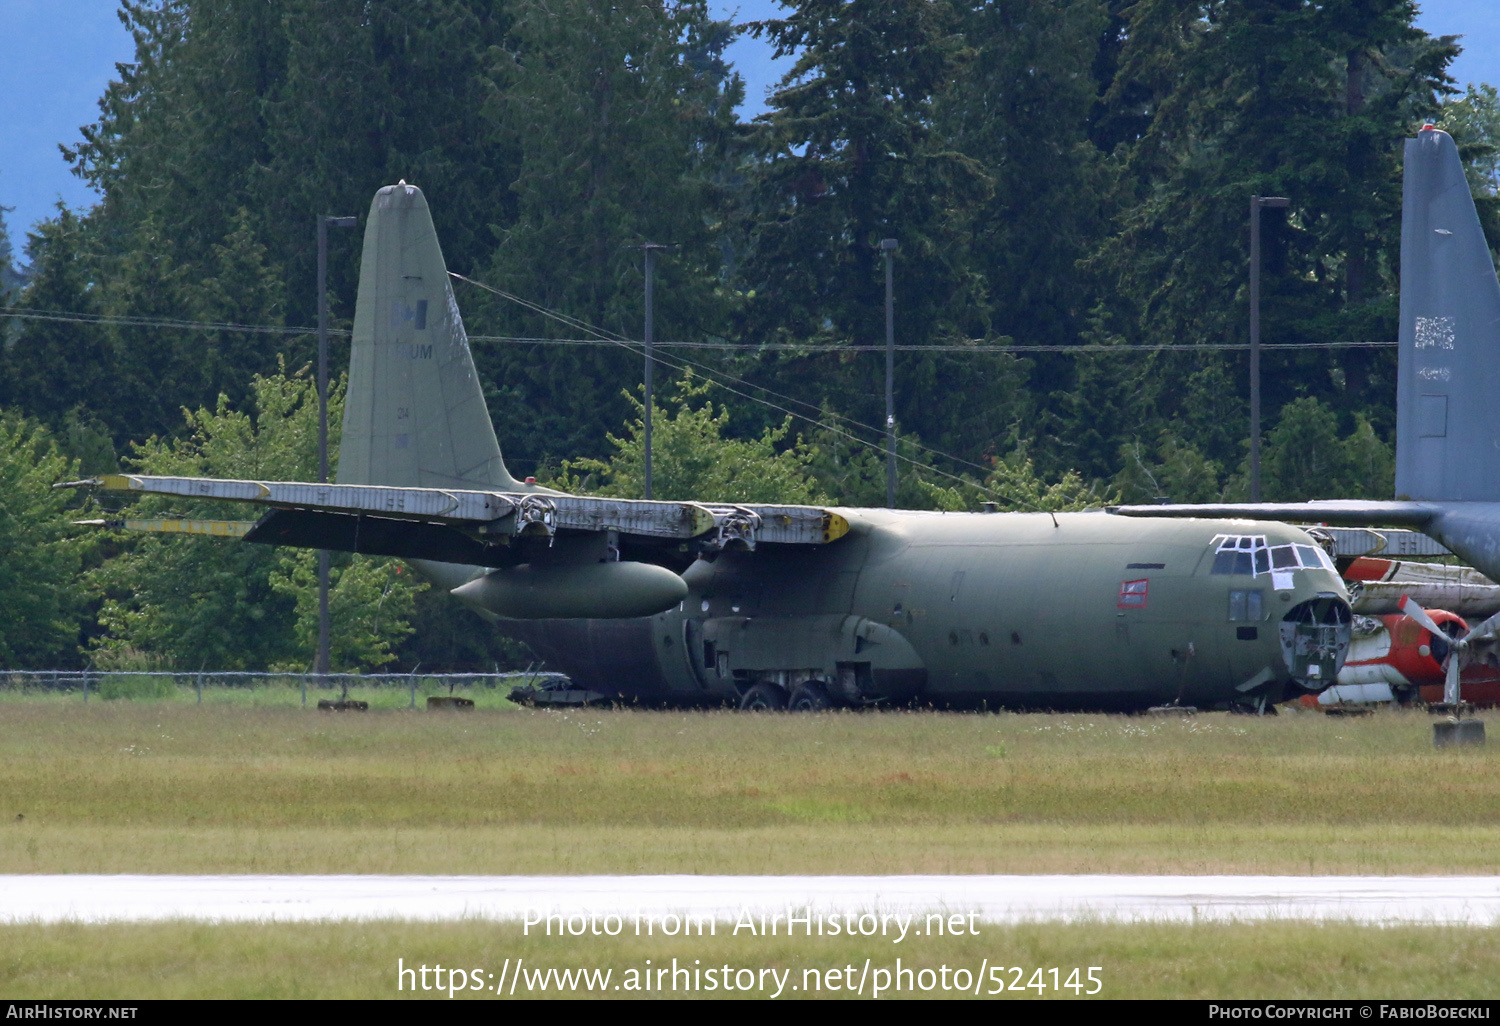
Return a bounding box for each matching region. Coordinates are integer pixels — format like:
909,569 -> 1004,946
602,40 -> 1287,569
1108,501 -> 1439,528
58,474 -> 851,571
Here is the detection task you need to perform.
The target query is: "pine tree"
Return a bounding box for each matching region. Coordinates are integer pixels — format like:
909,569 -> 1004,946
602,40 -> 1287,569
473,0 -> 744,471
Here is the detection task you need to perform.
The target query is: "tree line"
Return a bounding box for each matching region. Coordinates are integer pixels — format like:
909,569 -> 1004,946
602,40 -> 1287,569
1,0 -> 1498,671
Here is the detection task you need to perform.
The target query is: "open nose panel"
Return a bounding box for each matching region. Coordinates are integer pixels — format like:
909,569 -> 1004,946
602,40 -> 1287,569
1279,594 -> 1353,689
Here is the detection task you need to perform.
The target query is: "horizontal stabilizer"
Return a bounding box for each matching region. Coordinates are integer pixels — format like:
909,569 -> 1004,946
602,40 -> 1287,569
1108,501 -> 1439,527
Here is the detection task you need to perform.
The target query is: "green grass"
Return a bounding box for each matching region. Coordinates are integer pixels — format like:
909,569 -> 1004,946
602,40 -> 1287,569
0,703 -> 1497,874
2,919 -> 1498,999
3,701 -> 1498,1000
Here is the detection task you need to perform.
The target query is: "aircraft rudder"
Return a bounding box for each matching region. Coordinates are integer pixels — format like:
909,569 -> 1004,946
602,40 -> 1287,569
1395,127 -> 1500,502
338,182 -> 522,492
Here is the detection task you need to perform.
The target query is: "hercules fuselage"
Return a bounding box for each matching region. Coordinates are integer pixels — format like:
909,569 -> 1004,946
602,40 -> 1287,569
428,509 -> 1352,711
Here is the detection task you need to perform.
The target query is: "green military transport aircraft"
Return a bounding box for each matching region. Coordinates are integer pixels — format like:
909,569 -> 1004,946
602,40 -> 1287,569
64,183 -> 1353,712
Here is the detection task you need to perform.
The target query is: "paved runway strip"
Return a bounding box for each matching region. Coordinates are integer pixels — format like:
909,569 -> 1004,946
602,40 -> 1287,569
3,876 -> 1499,926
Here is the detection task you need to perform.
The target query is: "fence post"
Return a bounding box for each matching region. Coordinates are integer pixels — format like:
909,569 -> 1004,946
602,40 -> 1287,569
301,674 -> 307,708
82,671 -> 89,705
196,671 -> 203,705
410,674 -> 416,709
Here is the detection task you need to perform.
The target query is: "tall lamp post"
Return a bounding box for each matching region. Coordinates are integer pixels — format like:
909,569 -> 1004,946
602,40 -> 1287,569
881,238 -> 899,509
316,214 -> 358,677
1249,195 -> 1288,503
639,243 -> 669,500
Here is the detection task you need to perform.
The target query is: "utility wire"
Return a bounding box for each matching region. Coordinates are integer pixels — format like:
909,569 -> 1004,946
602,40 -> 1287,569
2,308 -> 328,336
7,298 -> 1010,488
1,296 -> 1401,505
1,308 -> 1398,351
449,273 -> 1052,503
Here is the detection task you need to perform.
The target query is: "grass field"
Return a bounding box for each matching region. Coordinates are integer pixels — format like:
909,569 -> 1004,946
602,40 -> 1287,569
2,700 -> 1498,999
4,918 -> 1500,999
1,702 -> 1498,875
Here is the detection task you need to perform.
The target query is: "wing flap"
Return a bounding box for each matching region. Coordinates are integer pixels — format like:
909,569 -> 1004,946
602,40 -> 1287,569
243,508 -> 508,566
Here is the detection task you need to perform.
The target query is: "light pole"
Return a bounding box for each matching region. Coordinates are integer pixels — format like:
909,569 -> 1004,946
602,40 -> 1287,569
316,214 -> 358,677
881,237 -> 899,509
1249,195 -> 1288,503
640,243 -> 668,500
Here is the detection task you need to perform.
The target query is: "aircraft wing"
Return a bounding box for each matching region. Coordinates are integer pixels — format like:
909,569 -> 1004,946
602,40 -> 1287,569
58,474 -> 850,568
1107,501 -> 1439,528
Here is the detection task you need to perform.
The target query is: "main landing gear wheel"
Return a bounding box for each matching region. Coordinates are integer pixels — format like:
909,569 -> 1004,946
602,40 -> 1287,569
739,682 -> 788,711
788,681 -> 832,711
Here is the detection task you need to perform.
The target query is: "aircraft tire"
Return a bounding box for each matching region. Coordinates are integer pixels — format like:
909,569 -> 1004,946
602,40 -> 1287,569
788,681 -> 833,712
740,682 -> 789,711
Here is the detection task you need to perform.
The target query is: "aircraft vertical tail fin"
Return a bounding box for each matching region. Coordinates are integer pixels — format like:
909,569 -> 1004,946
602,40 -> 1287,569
1395,127 -> 1500,501
337,183 -> 523,492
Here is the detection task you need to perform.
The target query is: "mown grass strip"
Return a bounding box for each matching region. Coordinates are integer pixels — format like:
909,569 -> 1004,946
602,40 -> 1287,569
2,919 -> 1498,999
0,704 -> 1496,874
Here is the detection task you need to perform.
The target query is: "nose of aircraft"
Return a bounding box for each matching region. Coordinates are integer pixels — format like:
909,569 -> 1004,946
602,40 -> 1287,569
1279,592 -> 1354,688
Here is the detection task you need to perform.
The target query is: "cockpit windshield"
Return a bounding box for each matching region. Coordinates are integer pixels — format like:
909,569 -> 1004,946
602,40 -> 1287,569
1209,534 -> 1335,576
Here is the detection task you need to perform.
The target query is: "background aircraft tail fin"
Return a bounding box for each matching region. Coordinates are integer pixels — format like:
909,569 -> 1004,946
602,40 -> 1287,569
1395,127 -> 1500,501
337,183 -> 523,492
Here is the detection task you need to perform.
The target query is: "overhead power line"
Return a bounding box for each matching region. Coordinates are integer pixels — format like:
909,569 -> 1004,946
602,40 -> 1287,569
446,273 -> 1018,492
2,309 -> 328,336
0,308 -> 1398,351
0,294 -> 1403,507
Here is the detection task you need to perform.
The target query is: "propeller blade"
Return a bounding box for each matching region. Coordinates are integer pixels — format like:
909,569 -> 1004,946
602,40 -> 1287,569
1399,594 -> 1447,638
1462,608 -> 1500,646
1446,644 -> 1463,707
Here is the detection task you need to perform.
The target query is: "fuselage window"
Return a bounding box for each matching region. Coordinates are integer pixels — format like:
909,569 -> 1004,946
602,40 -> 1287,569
1228,589 -> 1264,621
1118,579 -> 1149,607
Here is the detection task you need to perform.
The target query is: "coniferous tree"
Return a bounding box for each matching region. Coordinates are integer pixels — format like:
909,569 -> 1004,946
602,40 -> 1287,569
0,203 -> 27,300
0,212 -> 115,436
472,0 -> 744,471
732,0 -> 1004,464
1082,0 -> 1455,485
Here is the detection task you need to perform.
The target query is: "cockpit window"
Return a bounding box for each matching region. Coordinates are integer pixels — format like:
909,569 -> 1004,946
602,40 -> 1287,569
1296,544 -> 1336,572
1210,535 -> 1267,575
1210,534 -> 1333,576
1212,550 -> 1254,575
1271,545 -> 1299,569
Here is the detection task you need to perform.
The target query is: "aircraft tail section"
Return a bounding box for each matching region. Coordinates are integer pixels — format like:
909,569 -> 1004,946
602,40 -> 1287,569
1395,127 -> 1500,501
337,183 -> 523,492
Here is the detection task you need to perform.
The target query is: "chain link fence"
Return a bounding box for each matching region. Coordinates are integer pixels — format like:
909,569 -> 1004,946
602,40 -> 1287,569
0,670 -> 568,708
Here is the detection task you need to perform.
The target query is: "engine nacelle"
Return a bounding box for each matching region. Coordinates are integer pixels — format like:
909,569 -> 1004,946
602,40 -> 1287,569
451,561 -> 688,619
